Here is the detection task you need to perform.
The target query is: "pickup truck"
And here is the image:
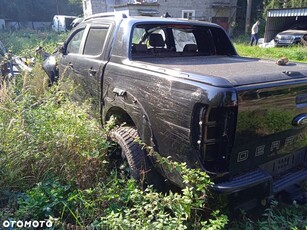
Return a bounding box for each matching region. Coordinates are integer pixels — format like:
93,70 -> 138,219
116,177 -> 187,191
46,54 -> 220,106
43,13 -> 307,210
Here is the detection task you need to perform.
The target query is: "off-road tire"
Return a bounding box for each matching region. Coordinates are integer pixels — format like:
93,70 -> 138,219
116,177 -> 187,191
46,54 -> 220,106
110,126 -> 150,182
110,126 -> 165,190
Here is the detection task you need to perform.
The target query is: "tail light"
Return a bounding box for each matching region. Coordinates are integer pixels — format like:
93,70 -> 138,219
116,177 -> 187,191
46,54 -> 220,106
194,105 -> 237,174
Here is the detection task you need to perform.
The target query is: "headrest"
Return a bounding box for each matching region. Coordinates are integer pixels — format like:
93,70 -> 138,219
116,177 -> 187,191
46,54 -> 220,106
132,44 -> 148,53
183,44 -> 198,52
149,33 -> 165,47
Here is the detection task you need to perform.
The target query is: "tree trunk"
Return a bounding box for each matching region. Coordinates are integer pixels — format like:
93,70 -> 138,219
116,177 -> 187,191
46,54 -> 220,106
245,0 -> 253,33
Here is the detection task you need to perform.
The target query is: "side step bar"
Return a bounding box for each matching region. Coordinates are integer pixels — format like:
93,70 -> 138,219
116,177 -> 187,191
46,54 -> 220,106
212,167 -> 307,194
273,169 -> 307,193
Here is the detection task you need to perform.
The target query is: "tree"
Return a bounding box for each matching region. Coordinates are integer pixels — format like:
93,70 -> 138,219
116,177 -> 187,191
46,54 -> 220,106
282,0 -> 307,8
0,0 -> 82,21
263,0 -> 307,18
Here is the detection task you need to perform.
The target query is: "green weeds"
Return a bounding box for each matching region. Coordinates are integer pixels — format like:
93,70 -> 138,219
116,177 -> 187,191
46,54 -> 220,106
0,72 -> 109,191
0,30 -> 66,55
230,200 -> 307,230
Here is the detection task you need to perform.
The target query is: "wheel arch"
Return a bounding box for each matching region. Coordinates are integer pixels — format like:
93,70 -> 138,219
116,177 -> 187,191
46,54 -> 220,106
104,106 -> 136,126
103,105 -> 154,146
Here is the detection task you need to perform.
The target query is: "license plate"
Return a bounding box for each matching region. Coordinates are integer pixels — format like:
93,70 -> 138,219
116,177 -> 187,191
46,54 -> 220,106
280,40 -> 292,44
260,150 -> 305,176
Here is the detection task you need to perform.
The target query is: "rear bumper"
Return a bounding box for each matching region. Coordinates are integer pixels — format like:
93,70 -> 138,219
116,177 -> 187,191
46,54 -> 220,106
212,166 -> 307,195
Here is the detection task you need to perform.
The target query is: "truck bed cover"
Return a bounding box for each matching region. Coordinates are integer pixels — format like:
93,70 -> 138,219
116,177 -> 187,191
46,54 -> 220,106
133,56 -> 307,86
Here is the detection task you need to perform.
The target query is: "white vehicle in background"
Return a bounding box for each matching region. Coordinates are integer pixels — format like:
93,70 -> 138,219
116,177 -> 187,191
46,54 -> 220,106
52,15 -> 77,32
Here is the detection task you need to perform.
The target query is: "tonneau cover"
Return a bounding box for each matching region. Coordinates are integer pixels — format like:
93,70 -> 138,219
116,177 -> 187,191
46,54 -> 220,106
134,56 -> 307,86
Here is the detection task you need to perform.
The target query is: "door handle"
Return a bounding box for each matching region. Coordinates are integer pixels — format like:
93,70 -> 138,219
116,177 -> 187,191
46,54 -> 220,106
88,68 -> 97,76
113,87 -> 126,96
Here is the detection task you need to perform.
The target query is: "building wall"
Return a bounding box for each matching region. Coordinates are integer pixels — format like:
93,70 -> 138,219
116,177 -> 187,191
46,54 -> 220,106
158,0 -> 208,20
83,0 -> 237,32
83,0 -> 108,17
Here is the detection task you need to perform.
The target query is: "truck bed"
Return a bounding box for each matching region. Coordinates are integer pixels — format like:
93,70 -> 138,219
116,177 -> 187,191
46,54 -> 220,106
133,55 -> 307,86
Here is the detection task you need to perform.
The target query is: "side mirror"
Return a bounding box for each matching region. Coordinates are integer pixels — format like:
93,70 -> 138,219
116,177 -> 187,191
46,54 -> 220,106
60,46 -> 66,54
57,43 -> 65,54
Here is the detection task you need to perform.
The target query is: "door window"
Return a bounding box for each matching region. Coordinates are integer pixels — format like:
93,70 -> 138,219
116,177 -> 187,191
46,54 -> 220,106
66,29 -> 85,54
83,28 -> 109,56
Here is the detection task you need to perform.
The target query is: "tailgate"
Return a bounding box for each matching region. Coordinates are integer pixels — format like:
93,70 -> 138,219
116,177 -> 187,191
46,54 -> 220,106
230,79 -> 307,175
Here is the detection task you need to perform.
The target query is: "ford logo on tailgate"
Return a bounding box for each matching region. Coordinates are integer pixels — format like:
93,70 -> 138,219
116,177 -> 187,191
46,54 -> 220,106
292,114 -> 307,127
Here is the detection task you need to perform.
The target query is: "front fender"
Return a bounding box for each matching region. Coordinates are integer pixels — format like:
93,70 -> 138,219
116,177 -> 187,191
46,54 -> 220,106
42,55 -> 59,84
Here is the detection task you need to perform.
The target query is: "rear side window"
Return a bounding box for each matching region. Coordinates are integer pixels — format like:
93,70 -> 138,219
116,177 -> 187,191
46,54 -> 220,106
83,27 -> 109,56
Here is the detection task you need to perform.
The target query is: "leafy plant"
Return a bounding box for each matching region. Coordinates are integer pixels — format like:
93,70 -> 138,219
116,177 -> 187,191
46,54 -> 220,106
100,140 -> 228,230
229,200 -> 307,230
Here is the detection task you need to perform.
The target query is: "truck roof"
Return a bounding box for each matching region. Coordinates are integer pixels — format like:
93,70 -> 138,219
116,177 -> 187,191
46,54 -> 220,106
84,12 -> 223,29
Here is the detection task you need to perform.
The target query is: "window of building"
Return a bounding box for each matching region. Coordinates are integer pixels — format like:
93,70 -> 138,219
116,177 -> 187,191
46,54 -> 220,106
182,10 -> 195,20
83,0 -> 88,11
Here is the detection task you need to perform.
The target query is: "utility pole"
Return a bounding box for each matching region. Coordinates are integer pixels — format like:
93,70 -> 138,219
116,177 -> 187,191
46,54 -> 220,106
245,0 -> 253,33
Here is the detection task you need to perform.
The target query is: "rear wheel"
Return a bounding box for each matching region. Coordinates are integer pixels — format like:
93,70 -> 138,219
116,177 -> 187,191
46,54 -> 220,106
109,126 -> 164,188
110,126 -> 148,181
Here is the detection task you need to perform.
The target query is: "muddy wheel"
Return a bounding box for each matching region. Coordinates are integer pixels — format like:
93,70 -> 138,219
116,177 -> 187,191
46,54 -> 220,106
110,126 -> 151,182
109,126 -> 165,189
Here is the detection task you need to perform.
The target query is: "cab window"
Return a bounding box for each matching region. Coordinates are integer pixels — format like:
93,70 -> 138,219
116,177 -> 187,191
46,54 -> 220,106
83,27 -> 109,56
66,29 -> 85,54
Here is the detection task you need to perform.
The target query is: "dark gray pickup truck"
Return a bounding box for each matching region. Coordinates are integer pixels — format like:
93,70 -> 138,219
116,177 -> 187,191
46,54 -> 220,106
43,13 -> 307,210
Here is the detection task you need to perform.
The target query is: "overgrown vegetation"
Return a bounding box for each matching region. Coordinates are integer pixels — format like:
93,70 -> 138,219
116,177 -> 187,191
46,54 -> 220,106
234,36 -> 307,62
0,30 -> 67,56
0,72 -> 228,228
0,31 -> 306,229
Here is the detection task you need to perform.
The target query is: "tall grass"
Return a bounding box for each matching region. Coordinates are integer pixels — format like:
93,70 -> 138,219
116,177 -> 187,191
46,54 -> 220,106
0,30 -> 67,55
0,65 -> 109,191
